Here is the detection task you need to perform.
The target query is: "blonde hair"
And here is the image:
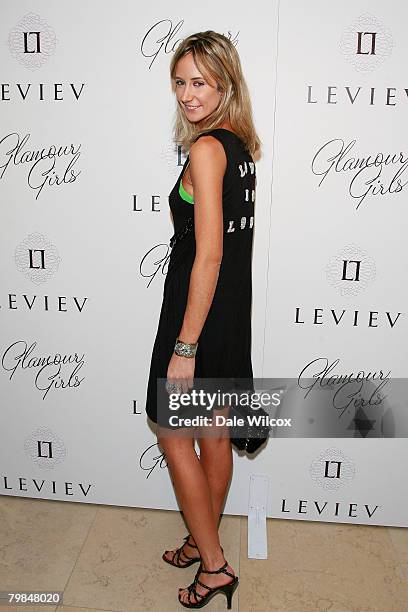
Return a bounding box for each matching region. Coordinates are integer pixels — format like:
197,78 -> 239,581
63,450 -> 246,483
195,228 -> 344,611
170,31 -> 261,160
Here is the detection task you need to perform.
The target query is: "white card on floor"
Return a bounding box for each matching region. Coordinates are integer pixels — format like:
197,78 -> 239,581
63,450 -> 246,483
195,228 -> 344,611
248,473 -> 269,559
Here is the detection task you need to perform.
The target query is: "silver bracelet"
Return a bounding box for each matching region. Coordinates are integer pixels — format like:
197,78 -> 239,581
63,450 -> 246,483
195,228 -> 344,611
174,337 -> 198,358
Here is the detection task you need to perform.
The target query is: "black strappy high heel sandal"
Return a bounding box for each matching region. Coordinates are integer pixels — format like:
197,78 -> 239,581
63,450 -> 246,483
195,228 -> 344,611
162,534 -> 201,568
178,560 -> 239,609
163,534 -> 224,569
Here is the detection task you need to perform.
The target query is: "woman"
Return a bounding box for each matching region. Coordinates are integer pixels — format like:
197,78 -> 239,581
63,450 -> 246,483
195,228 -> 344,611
145,30 -> 261,608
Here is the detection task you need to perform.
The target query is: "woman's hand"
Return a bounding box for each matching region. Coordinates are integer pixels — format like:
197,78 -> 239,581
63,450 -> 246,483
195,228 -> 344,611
167,353 -> 195,394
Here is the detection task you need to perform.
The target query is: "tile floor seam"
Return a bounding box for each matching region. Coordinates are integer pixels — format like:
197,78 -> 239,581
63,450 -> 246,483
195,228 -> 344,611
60,504 -> 101,603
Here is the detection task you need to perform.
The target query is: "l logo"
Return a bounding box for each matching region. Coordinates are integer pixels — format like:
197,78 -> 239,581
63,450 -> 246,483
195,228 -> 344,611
356,31 -> 376,55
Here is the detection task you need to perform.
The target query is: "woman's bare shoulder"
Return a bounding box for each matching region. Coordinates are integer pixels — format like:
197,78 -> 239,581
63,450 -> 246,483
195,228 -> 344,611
189,134 -> 226,171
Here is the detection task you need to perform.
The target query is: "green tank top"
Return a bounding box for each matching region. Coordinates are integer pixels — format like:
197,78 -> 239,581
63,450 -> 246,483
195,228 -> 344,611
179,167 -> 194,204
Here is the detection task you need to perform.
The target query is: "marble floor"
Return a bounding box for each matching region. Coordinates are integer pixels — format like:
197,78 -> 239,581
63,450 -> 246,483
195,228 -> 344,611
0,496 -> 407,612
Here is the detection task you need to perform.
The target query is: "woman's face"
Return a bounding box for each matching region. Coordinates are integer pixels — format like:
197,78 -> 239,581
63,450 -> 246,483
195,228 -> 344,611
174,52 -> 222,127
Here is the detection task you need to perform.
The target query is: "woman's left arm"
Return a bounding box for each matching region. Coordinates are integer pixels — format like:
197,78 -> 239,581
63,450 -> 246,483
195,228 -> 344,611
167,136 -> 226,389
178,136 -> 226,341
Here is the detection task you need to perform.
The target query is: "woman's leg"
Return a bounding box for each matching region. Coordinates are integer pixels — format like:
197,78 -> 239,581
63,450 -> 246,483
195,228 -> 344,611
162,408 -> 233,550
197,404 -> 233,523
157,425 -> 235,604
185,427 -> 232,549
157,426 -> 224,567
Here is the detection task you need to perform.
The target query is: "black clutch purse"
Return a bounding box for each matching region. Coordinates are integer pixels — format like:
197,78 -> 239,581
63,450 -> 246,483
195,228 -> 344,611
229,404 -> 270,454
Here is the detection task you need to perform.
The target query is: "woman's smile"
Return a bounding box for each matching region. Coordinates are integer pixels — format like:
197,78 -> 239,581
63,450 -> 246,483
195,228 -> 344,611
184,103 -> 202,111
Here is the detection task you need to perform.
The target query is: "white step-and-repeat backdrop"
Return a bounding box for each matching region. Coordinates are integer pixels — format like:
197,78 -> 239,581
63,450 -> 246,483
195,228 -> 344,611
1,1 -> 407,528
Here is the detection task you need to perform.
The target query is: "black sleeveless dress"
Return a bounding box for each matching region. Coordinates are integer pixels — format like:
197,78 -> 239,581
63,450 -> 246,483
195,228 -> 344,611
145,128 -> 256,428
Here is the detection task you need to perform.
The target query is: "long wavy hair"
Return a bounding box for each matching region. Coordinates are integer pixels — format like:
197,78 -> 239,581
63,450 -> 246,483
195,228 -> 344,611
170,31 -> 261,160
